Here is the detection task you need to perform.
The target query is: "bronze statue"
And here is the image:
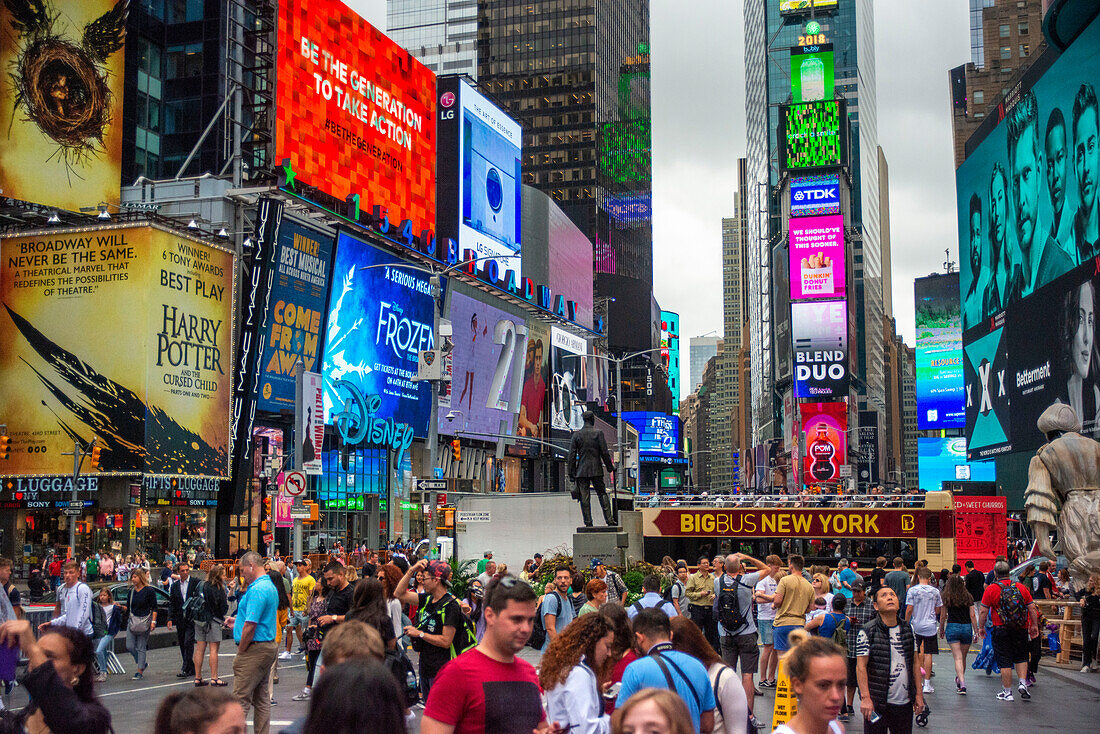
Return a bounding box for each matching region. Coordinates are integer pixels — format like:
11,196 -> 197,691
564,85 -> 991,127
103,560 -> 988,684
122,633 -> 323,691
1025,403 -> 1100,586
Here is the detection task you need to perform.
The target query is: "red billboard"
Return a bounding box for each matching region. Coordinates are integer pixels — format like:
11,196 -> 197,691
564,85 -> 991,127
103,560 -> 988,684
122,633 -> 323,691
800,401 -> 847,484
953,496 -> 1007,572
276,0 -> 436,229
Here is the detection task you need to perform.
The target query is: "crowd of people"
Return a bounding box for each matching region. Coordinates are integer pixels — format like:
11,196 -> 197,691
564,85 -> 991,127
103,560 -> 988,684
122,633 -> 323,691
643,487 -> 933,510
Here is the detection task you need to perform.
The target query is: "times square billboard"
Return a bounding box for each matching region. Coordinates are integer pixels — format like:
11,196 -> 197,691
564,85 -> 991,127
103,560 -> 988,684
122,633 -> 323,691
779,100 -> 847,173
914,272 -> 964,430
792,300 -> 849,399
960,16 -> 1100,460
436,77 -> 523,278
276,0 -> 436,231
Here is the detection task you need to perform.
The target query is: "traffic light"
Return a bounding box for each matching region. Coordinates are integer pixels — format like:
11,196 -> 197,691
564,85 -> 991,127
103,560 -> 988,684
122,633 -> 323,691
0,433 -> 8,460
451,439 -> 461,462
87,444 -> 102,470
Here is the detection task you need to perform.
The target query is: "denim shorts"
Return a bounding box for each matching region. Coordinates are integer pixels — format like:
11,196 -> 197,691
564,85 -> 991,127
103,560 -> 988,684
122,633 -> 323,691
773,624 -> 800,652
288,610 -> 309,628
758,619 -> 775,646
944,622 -> 973,645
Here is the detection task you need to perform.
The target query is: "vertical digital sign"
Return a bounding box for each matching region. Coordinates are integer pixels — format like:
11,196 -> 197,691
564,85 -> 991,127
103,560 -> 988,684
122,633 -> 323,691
791,45 -> 834,103
790,174 -> 840,218
780,100 -> 845,171
550,326 -> 587,432
789,215 -> 846,299
792,300 -> 849,398
622,412 -> 680,457
914,272 -> 965,429
800,402 -> 847,485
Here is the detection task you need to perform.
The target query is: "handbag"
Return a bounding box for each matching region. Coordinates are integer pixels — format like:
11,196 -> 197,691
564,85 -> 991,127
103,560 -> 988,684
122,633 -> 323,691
127,589 -> 152,634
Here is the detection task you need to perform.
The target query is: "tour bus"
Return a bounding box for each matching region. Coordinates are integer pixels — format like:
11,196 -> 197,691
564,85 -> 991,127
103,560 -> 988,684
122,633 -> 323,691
637,491 -> 1007,573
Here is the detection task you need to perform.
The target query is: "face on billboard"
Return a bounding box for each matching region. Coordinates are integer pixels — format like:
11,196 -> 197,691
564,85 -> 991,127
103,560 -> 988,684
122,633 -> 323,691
0,1 -> 126,212
914,273 -> 965,430
781,100 -> 843,171
957,20 -> 1100,332
517,322 -> 549,440
276,0 -> 436,229
0,226 -> 235,477
257,220 -> 334,412
550,326 -> 587,432
799,402 -> 846,484
917,437 -> 995,492
322,232 -> 436,436
438,292 -> 527,438
622,412 -> 679,457
789,215 -> 845,299
792,300 -> 848,398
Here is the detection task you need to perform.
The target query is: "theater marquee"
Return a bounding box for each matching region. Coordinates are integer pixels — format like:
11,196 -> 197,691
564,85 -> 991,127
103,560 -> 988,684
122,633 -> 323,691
641,508 -> 952,539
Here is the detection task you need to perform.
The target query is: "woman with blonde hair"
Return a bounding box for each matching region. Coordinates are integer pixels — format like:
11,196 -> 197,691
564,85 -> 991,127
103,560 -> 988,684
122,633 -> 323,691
120,567 -> 156,679
769,631 -> 847,734
611,688 -> 695,734
193,564 -> 229,687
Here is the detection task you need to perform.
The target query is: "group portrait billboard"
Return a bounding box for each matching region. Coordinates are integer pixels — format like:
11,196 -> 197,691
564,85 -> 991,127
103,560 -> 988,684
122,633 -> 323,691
0,224 -> 236,477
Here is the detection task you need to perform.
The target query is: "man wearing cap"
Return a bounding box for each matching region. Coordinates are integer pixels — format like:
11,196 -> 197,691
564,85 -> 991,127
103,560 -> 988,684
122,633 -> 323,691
590,558 -> 628,605
281,559 -> 314,659
477,550 -> 493,575
396,558 -> 464,699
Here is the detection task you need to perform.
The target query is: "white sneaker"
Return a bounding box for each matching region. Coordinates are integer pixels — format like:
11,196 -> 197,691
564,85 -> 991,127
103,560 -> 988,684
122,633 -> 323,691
922,681 -> 934,694
996,689 -> 1014,701
1082,666 -> 1091,673
277,651 -> 292,660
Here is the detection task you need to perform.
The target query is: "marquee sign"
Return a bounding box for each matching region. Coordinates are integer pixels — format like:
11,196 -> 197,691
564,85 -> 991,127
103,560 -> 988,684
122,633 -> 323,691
641,508 -> 953,539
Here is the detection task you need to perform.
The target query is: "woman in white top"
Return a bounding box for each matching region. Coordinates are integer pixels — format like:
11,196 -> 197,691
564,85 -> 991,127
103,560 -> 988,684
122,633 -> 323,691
540,613 -> 619,734
670,616 -> 748,734
376,563 -> 406,640
770,632 -> 847,734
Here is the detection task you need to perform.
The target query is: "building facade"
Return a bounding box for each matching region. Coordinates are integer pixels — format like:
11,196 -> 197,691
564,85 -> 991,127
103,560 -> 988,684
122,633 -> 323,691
387,0 -> 479,78
689,337 -> 720,393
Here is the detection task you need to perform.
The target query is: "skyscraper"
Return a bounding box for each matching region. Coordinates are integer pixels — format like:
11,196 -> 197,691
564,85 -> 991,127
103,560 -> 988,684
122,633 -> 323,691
386,1 -> 478,78
743,0 -> 885,453
476,0 -> 654,354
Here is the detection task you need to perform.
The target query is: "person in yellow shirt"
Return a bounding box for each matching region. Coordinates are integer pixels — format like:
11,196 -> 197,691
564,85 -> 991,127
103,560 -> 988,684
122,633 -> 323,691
685,557 -> 719,649
282,559 -> 315,659
772,554 -> 814,655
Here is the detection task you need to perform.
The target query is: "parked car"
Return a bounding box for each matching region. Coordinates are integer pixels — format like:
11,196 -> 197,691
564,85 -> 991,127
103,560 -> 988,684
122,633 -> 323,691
29,583 -> 171,623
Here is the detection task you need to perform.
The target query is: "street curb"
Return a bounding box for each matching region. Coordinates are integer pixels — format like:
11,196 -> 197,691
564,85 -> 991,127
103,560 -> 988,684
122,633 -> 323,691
1040,664 -> 1100,694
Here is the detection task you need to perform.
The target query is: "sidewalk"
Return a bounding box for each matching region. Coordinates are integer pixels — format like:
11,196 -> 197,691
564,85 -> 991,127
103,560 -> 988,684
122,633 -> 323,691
1040,660 -> 1100,693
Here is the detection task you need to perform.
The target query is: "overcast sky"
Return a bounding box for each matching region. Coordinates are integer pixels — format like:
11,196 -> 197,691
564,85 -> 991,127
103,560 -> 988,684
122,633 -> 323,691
349,0 -> 971,394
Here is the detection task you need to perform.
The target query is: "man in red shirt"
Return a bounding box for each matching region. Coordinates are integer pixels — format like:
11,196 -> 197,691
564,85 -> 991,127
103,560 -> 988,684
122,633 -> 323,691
978,560 -> 1039,702
422,577 -> 549,734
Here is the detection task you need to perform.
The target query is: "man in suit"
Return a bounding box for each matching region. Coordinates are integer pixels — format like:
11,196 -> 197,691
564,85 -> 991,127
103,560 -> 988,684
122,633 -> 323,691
567,411 -> 616,527
169,561 -> 196,677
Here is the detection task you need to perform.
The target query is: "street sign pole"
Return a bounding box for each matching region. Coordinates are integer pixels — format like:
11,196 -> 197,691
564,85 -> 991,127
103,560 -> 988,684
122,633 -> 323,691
293,360 -> 304,561
427,275 -> 442,555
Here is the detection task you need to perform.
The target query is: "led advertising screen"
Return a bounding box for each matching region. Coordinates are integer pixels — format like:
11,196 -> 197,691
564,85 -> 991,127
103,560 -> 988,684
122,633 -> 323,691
790,174 -> 840,218
857,410 -> 880,487
957,16 -> 1100,333
800,401 -> 847,485
780,100 -> 845,172
550,326 -> 587,432
963,317 -> 1012,460
0,0 -> 126,212
792,300 -> 849,398
780,0 -> 839,14
436,77 -> 522,276
918,437 -> 995,492
275,0 -> 436,229
257,220 -> 334,413
914,272 -> 965,429
791,45 -> 834,103
322,231 -> 437,437
622,412 -> 680,457
438,291 -> 527,439
0,225 -> 236,477
790,214 -> 846,299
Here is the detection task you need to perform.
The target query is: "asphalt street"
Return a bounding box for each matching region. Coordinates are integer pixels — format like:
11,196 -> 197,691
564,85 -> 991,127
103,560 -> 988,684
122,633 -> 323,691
2,643 -> 1097,732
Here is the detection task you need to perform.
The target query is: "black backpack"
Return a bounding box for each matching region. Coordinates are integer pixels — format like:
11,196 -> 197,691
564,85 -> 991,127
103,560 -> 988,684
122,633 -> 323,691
385,648 -> 420,705
716,576 -> 749,633
527,599 -> 547,649
183,582 -> 210,624
663,580 -> 683,606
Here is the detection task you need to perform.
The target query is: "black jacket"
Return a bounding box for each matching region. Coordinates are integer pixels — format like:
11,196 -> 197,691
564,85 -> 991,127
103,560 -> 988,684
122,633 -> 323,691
169,577 -> 198,625
567,424 -> 614,479
861,615 -> 916,707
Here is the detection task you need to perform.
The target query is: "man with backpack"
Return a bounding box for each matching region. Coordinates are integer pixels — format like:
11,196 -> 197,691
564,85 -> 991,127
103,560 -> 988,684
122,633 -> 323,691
713,552 -> 768,730
978,559 -> 1039,702
396,559 -> 470,699
590,558 -> 628,605
626,574 -> 678,618
540,566 -> 577,648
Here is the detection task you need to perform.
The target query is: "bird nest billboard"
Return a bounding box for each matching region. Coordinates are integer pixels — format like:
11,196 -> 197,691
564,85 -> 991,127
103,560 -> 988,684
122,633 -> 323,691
0,224 -> 236,477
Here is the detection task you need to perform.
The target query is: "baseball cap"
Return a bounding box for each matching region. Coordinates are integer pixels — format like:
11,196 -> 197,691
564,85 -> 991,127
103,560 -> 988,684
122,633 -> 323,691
293,559 -> 307,566
849,578 -> 864,590
589,558 -> 605,569
484,550 -> 493,557
426,560 -> 452,585
533,553 -> 542,559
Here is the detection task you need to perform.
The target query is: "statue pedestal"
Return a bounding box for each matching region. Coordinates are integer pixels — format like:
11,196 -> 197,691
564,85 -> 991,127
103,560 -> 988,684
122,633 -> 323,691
573,526 -> 628,568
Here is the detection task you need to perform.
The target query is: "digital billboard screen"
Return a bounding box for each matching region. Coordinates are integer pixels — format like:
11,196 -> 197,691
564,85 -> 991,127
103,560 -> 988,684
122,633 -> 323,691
622,412 -> 680,457
257,220 -> 334,413
438,291 -> 527,439
790,214 -> 846,299
436,77 -> 522,276
963,316 -> 1012,460
275,0 -> 436,230
956,16 -> 1100,333
780,0 -> 839,14
792,300 -> 849,398
780,100 -> 845,171
790,174 -> 840,218
800,401 -> 847,485
917,437 -> 995,492
322,231 -> 437,437
914,272 -> 965,429
550,326 -> 588,433
791,45 -> 834,103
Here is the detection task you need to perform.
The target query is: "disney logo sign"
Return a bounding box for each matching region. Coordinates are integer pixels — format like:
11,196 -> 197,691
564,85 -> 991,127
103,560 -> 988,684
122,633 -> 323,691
332,379 -> 414,466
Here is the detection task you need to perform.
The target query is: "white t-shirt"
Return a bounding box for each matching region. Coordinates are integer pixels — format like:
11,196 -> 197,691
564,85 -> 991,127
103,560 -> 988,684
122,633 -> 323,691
755,576 -> 778,622
855,624 -> 912,705
709,662 -> 749,734
905,583 -> 943,637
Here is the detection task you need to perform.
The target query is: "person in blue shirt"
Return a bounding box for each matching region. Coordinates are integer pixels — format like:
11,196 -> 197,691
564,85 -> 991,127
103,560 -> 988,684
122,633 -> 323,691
832,559 -> 862,600
616,608 -> 716,733
807,595 -> 852,644
626,574 -> 678,619
223,551 -> 279,734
